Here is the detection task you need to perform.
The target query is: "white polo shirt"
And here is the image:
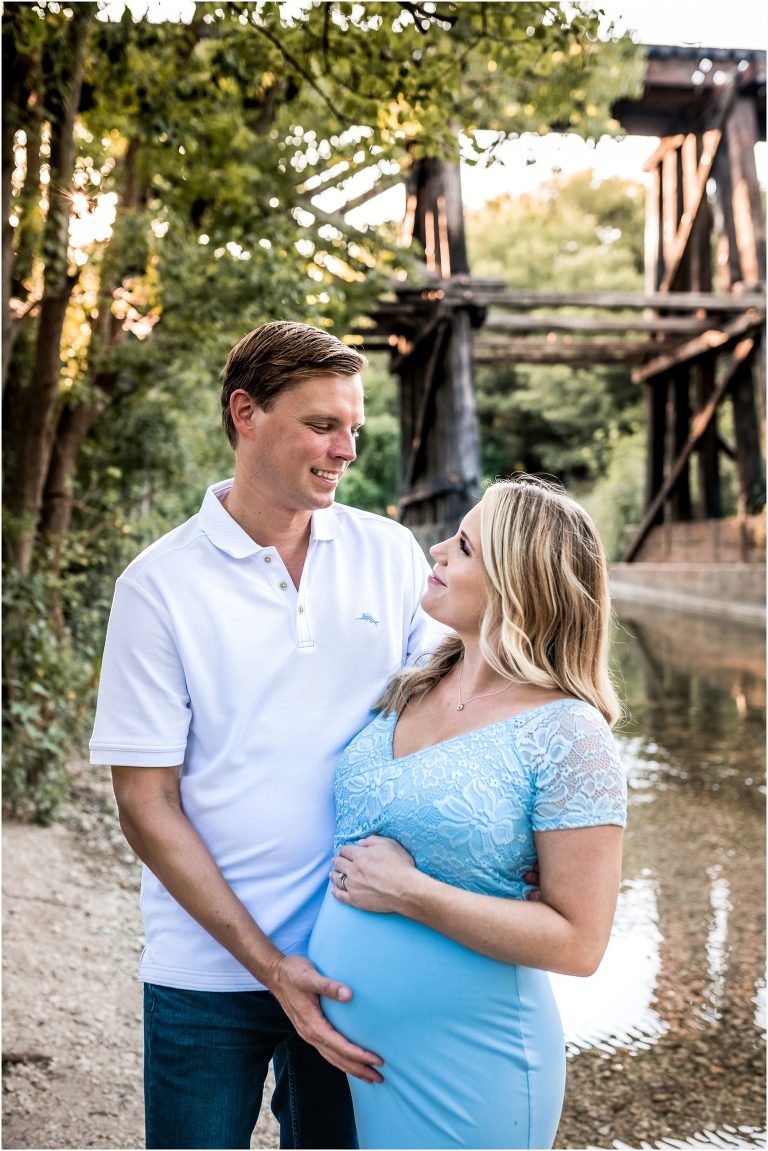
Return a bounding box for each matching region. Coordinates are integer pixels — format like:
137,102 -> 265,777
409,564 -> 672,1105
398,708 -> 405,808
90,479 -> 440,991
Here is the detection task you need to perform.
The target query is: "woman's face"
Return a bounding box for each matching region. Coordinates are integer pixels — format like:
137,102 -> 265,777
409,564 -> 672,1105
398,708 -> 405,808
422,502 -> 488,634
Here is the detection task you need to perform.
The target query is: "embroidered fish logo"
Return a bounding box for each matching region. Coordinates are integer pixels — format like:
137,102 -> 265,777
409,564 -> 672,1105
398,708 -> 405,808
356,612 -> 380,626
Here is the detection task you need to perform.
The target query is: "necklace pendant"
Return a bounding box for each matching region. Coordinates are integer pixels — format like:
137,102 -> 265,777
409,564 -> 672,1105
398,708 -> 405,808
456,703 -> 465,711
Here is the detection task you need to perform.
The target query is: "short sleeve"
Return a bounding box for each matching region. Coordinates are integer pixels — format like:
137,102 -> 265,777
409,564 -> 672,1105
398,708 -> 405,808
530,703 -> 626,831
89,575 -> 191,766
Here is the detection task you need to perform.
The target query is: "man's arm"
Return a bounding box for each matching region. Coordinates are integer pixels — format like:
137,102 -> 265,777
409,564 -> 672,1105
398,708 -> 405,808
112,764 -> 383,1082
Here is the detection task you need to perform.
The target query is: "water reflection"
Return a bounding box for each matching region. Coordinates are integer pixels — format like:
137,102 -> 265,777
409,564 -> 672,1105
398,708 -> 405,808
552,875 -> 667,1057
554,601 -> 766,1151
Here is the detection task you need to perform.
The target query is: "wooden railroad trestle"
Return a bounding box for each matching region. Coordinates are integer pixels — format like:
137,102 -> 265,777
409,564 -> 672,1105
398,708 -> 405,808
359,46 -> 766,559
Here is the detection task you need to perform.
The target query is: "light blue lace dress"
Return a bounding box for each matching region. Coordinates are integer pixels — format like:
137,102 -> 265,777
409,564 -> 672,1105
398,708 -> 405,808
308,698 -> 626,1150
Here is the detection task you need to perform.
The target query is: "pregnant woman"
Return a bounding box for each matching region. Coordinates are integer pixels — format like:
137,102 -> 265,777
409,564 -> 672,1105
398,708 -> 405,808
308,475 -> 626,1150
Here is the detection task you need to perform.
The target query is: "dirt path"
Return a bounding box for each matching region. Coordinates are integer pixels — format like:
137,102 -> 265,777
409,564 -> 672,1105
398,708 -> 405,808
2,763 -> 279,1150
5,763 -> 764,1151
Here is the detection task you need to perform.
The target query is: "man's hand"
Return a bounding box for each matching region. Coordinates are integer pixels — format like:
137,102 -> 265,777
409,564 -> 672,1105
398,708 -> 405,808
524,862 -> 541,900
267,954 -> 384,1084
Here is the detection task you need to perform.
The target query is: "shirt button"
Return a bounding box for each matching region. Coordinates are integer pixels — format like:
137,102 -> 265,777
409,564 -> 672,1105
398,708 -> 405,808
264,555 -> 272,564
298,606 -> 304,614
279,581 -> 288,590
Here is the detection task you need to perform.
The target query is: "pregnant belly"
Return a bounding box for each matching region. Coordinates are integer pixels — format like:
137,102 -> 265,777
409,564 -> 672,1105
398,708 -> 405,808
307,888 -> 565,1150
308,886 -> 560,1061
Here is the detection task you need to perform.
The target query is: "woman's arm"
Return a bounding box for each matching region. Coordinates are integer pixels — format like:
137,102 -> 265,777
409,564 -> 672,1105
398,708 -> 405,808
331,825 -> 623,977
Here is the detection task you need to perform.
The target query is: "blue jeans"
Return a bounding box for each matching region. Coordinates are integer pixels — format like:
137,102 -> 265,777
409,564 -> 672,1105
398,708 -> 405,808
143,984 -> 358,1150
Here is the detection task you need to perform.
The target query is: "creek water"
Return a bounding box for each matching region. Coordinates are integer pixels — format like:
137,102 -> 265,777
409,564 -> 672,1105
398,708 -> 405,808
554,601 -> 766,1151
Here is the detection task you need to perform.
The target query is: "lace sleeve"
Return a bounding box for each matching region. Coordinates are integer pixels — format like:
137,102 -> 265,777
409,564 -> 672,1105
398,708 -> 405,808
528,702 -> 627,831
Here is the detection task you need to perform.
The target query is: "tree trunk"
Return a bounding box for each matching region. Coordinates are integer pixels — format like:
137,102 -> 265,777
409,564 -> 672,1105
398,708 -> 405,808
2,4 -> 43,394
39,400 -> 103,549
38,133 -> 144,554
3,5 -> 93,575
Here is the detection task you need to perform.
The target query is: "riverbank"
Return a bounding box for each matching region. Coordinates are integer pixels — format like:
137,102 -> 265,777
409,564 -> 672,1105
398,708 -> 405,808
3,760 -> 765,1150
1,763 -> 276,1150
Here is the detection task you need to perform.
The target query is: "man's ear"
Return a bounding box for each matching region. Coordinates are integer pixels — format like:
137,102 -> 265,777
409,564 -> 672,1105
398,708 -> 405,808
229,389 -> 263,438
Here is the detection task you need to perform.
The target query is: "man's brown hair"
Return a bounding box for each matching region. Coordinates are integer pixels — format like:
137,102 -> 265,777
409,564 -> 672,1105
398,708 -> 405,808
220,321 -> 368,447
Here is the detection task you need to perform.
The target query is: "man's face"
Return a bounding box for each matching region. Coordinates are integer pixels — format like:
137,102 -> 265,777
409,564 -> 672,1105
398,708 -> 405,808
243,373 -> 365,514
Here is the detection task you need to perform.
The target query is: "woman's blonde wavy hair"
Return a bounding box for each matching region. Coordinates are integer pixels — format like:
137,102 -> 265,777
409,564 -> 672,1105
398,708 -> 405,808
380,475 -> 622,727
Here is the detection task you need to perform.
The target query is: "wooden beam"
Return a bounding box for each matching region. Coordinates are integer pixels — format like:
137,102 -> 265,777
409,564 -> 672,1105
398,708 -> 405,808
661,145 -> 680,274
482,313 -> 712,335
436,288 -> 766,312
645,163 -> 662,292
643,134 -> 686,172
623,337 -> 756,561
631,309 -> 764,382
727,96 -> 766,286
655,82 -> 738,292
474,339 -> 657,364
657,125 -> 727,292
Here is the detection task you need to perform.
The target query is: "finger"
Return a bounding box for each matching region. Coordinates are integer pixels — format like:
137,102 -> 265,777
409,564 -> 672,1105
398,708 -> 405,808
317,1049 -> 383,1084
307,1034 -> 384,1083
525,888 -> 541,902
346,1062 -> 385,1084
320,977 -> 353,1002
300,967 -> 353,1002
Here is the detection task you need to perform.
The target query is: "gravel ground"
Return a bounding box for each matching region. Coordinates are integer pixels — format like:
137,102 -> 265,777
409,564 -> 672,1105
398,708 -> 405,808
1,763 -> 278,1151
3,762 -> 765,1151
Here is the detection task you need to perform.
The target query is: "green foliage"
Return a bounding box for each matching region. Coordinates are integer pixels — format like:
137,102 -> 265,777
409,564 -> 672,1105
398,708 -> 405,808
468,171 -> 646,286
578,424 -> 646,561
466,172 -> 646,487
1,556 -> 110,824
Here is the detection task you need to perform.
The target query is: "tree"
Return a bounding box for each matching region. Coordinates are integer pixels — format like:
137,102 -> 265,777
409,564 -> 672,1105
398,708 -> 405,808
3,1 -> 643,572
2,0 -> 643,818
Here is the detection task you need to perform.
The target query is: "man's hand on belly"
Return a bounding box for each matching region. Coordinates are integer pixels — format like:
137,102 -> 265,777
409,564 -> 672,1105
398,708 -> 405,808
265,954 -> 385,1084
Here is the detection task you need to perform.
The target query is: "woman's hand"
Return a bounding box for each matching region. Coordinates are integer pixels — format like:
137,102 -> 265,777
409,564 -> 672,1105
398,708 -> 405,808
330,836 -> 417,914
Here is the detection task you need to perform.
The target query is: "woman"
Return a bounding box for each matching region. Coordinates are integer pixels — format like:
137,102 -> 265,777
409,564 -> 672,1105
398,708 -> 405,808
308,476 -> 626,1150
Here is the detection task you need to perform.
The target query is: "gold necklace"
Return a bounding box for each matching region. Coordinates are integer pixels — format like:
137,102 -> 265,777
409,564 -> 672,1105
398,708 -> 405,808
456,661 -> 513,711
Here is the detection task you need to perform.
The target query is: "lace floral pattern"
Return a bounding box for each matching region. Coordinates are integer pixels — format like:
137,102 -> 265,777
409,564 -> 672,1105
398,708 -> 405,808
334,699 -> 626,900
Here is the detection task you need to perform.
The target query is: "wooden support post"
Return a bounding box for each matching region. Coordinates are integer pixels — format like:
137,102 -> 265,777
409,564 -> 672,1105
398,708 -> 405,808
670,370 -> 692,521
644,164 -> 662,294
624,337 -> 756,561
727,97 -> 765,287
696,361 -> 722,519
711,140 -> 742,291
730,354 -> 766,514
645,380 -> 667,528
395,154 -> 480,548
661,148 -> 680,281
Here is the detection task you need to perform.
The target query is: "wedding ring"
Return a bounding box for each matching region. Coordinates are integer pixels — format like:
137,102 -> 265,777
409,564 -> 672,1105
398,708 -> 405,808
338,871 -> 348,891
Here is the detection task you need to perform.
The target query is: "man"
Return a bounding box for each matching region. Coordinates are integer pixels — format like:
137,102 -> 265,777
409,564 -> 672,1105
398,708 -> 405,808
90,321 -> 441,1149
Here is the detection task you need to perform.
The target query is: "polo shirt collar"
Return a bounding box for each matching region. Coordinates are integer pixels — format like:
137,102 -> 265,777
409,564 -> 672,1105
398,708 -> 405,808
199,479 -> 341,558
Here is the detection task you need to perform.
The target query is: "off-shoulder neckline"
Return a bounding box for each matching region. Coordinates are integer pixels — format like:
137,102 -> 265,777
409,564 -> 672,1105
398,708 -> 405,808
382,696 -> 591,764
